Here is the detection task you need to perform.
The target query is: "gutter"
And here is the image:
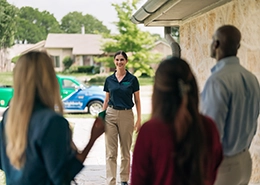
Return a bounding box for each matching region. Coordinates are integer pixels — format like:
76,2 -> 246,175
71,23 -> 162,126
131,0 -> 168,24
131,0 -> 232,26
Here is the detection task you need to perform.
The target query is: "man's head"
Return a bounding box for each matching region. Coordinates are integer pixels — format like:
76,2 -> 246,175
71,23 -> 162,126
210,25 -> 241,61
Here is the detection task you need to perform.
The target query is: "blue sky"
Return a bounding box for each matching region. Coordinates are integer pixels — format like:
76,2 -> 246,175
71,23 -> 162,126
7,0 -> 164,36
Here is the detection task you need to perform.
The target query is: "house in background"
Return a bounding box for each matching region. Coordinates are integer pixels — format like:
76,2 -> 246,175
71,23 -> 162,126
44,34 -> 105,72
150,40 -> 172,71
43,34 -> 172,72
4,33 -> 172,73
152,40 -> 172,57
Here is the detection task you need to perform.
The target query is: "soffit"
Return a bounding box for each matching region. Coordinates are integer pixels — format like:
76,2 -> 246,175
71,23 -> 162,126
131,0 -> 232,26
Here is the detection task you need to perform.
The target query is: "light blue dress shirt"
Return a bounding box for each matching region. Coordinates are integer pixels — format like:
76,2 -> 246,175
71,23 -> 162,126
201,56 -> 260,156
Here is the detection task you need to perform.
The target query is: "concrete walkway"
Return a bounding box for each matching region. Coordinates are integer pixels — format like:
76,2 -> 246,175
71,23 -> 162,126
71,118 -> 123,185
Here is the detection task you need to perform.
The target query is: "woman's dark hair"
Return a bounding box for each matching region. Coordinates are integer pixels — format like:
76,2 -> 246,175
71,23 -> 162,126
152,57 -> 206,185
114,51 -> 128,60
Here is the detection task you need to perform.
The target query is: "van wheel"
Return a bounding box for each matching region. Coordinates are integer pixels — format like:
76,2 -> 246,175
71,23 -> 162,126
88,100 -> 103,116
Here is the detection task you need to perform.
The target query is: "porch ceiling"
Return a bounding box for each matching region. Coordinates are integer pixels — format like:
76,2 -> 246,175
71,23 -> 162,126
131,0 -> 232,26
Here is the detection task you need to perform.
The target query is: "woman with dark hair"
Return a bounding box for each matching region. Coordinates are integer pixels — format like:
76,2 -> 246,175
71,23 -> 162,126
131,57 -> 223,185
102,51 -> 141,185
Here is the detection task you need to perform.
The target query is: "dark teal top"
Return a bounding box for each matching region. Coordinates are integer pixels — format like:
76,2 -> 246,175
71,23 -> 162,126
0,103 -> 83,185
103,70 -> 140,109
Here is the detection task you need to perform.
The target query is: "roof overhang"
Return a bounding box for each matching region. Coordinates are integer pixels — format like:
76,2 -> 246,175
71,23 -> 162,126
131,0 -> 232,26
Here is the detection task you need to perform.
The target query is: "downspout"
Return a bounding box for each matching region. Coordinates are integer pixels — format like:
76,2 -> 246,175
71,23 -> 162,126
164,27 -> 181,58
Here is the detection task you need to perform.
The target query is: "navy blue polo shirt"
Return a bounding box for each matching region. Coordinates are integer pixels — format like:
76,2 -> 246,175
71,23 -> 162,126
0,103 -> 83,185
103,70 -> 140,109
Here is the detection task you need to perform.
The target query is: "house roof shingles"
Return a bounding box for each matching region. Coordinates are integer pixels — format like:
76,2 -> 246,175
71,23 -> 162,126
45,34 -> 104,55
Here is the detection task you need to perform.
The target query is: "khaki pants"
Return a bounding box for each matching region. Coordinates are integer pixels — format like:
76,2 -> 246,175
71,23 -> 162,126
105,107 -> 134,185
214,149 -> 252,185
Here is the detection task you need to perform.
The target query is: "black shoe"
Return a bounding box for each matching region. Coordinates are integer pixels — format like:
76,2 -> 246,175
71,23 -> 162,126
121,182 -> 128,185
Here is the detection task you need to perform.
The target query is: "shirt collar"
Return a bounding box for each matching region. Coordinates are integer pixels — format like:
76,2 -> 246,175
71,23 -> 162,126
211,56 -> 240,73
112,69 -> 129,80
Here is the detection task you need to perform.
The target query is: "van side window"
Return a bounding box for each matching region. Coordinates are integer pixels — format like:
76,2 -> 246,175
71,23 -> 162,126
62,80 -> 78,89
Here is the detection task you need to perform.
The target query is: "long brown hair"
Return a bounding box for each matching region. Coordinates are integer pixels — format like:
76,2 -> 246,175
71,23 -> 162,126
152,57 -> 206,185
5,51 -> 63,169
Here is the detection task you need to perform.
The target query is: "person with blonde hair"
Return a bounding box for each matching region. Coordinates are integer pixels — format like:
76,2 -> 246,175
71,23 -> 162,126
0,51 -> 104,185
131,57 -> 223,185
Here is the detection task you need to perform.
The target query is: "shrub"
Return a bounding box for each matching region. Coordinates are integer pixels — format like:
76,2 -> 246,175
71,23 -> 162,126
88,76 -> 106,85
62,56 -> 73,70
77,66 -> 94,73
68,66 -> 79,73
92,66 -> 100,74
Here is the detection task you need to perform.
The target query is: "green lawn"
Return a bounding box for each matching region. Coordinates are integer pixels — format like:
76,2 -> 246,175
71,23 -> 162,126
138,77 -> 154,86
0,72 -> 13,86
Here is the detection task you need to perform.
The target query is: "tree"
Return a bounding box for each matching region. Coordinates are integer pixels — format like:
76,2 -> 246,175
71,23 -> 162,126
0,0 -> 16,48
0,0 -> 16,71
60,11 -> 110,34
97,0 -> 161,77
15,17 -> 45,44
15,7 -> 62,44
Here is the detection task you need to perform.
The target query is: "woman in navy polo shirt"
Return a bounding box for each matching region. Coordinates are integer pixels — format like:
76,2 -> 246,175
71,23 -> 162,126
103,51 -> 141,185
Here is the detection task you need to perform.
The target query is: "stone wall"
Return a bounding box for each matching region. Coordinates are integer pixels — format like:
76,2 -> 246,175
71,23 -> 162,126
180,0 -> 260,88
179,0 -> 260,183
